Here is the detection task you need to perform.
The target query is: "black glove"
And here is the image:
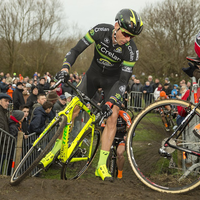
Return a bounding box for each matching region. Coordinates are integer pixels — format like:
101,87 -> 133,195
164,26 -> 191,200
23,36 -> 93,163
101,102 -> 113,118
55,71 -> 69,83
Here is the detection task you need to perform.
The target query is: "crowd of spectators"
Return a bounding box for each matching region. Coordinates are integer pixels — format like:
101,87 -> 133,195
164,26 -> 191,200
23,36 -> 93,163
0,70 -> 193,139
0,71 -> 81,139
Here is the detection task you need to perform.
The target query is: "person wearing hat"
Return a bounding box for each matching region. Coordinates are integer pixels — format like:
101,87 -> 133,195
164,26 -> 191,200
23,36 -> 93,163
37,77 -> 46,95
53,94 -> 67,113
12,82 -> 25,110
26,86 -> 38,115
0,93 -> 12,133
9,110 -> 27,138
46,91 -> 59,120
171,84 -> 178,99
0,77 -> 9,93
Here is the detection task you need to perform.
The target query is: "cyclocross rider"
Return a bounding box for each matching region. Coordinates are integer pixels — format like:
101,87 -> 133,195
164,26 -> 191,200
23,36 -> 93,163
56,9 -> 143,181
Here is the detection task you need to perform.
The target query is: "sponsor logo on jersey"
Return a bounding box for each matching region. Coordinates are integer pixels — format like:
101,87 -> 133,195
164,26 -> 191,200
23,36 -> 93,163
115,93 -> 121,99
122,66 -> 132,73
101,47 -> 121,61
128,46 -> 134,61
136,50 -> 139,61
94,27 -> 109,32
90,29 -> 95,36
114,47 -> 122,53
119,85 -> 126,94
104,37 -> 110,44
65,51 -> 71,56
101,42 -> 109,48
82,37 -> 89,46
97,58 -> 113,67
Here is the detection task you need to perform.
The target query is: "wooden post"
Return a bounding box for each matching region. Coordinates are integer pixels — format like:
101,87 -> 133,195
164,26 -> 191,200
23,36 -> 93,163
14,131 -> 24,170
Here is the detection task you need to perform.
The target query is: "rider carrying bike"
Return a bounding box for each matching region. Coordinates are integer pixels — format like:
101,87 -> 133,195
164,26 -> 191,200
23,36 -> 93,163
55,9 -> 143,181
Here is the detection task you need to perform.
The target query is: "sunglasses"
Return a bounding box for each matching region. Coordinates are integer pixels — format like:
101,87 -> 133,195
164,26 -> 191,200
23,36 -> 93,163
120,27 -> 134,39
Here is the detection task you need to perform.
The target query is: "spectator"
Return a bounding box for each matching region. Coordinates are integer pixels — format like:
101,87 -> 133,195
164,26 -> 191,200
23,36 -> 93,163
61,82 -> 73,95
128,75 -> 135,91
0,72 -> 4,82
12,82 -> 25,110
186,80 -> 191,90
65,92 -> 72,105
164,77 -> 173,91
147,75 -> 154,86
29,101 -> 53,135
92,88 -> 104,105
22,86 -> 30,104
0,93 -> 12,175
152,78 -> 160,91
7,84 -> 14,99
37,77 -> 46,95
176,85 -> 190,126
53,94 -> 67,113
130,78 -> 137,106
0,77 -> 9,93
131,79 -> 143,111
19,105 -> 30,135
162,83 -> 171,97
171,84 -> 178,99
26,86 -> 38,115
9,110 -> 27,139
46,91 -> 59,120
153,83 -> 162,101
5,73 -> 12,85
0,93 -> 12,132
30,93 -> 47,121
142,81 -> 153,107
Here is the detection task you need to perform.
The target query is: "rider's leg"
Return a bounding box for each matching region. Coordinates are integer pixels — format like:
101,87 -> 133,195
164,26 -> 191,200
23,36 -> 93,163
116,143 -> 125,179
95,105 -> 119,180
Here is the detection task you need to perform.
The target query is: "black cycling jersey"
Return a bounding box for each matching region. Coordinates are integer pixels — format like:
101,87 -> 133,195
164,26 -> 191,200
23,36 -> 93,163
62,23 -> 139,105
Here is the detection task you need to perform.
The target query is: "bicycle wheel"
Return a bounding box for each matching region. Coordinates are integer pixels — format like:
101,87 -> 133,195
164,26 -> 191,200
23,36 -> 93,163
107,147 -> 117,178
10,115 -> 67,186
61,128 -> 101,180
124,107 -> 134,120
127,99 -> 200,193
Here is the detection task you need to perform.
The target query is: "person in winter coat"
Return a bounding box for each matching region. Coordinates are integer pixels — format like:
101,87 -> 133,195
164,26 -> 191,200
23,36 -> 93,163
0,77 -> 9,93
154,83 -> 162,101
53,94 -> 67,113
131,79 -> 143,111
12,82 -> 25,110
171,84 -> 178,99
142,81 -> 153,107
26,86 -> 38,115
29,101 -> 53,135
9,110 -> 28,139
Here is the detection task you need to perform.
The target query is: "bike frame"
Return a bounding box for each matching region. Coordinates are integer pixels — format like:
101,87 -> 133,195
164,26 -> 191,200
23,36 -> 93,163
33,95 -> 97,164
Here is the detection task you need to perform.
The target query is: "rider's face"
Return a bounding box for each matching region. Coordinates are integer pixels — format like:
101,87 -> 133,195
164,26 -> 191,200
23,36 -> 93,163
114,23 -> 133,45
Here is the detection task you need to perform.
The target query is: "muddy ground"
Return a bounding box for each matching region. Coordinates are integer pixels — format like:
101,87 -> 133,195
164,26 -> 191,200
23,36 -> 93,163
0,160 -> 200,200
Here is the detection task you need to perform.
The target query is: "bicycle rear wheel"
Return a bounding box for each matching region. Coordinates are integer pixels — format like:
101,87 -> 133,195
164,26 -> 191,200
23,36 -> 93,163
107,147 -> 117,178
10,115 -> 67,186
127,99 -> 200,193
61,128 -> 101,180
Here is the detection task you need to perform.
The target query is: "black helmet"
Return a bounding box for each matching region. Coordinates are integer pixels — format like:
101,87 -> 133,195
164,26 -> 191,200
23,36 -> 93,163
115,9 -> 143,36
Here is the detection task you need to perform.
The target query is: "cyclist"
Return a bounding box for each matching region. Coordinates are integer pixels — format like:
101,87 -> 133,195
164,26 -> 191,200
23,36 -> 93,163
157,91 -> 171,131
41,9 -> 143,181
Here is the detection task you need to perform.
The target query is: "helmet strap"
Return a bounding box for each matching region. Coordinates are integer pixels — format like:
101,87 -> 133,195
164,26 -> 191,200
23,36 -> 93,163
113,28 -> 120,45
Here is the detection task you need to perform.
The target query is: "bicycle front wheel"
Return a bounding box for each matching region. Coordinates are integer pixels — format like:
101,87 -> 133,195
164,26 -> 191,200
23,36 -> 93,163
61,128 -> 101,180
127,99 -> 200,193
10,115 -> 67,186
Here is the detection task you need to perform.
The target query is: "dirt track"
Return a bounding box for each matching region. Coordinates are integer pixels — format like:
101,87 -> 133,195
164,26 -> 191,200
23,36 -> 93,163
1,161 -> 200,200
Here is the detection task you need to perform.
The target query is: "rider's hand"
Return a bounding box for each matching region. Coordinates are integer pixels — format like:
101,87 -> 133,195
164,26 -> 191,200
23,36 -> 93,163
101,102 -> 113,118
55,71 -> 69,83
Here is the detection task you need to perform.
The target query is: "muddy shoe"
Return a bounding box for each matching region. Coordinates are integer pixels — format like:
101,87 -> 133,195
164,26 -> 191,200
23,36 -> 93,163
95,165 -> 113,182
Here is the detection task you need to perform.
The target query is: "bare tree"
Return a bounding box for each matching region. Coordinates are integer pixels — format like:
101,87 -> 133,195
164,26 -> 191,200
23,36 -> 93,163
138,0 -> 200,81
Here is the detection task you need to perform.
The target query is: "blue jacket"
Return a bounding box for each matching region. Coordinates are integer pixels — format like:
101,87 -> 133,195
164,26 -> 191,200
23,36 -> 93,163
171,89 -> 178,99
29,106 -> 48,134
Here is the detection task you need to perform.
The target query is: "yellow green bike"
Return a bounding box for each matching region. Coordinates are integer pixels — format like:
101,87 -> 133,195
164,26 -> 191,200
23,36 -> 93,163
10,79 -> 104,185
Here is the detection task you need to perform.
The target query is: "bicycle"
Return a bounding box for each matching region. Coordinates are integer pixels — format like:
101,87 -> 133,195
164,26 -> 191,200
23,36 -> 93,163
126,99 -> 200,193
10,79 -> 105,185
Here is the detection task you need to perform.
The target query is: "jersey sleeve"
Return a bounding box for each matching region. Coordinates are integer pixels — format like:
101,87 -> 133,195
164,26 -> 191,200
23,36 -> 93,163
62,30 -> 95,69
